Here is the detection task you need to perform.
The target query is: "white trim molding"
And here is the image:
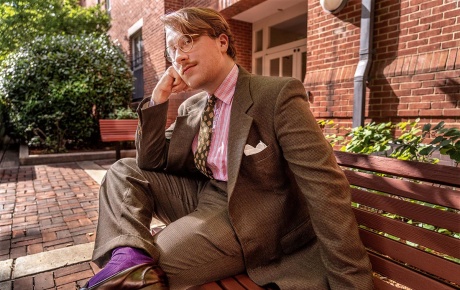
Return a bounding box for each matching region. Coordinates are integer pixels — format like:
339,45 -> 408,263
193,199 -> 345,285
128,18 -> 143,37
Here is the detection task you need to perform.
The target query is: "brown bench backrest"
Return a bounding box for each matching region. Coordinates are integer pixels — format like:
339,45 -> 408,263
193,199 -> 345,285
99,119 -> 138,142
334,151 -> 460,290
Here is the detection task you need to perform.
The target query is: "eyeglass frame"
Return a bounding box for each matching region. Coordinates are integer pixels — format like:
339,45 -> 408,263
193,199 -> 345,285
164,33 -> 200,63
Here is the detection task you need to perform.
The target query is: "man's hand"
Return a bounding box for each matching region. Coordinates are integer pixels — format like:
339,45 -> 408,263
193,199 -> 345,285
152,66 -> 189,105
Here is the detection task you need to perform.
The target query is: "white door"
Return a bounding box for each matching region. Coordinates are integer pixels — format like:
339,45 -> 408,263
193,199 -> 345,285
265,46 -> 306,81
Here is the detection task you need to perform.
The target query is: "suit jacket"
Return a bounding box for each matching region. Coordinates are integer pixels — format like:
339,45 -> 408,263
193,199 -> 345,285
135,67 -> 373,289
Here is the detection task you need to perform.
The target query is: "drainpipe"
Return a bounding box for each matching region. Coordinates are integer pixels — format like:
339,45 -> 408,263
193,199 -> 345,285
352,0 -> 375,128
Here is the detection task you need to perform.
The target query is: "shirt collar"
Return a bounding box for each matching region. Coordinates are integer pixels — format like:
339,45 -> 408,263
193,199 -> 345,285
208,64 -> 238,105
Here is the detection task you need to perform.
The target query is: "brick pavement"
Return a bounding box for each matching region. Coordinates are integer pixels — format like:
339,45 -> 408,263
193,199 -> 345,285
0,159 -> 116,289
6,261 -> 98,290
0,163 -> 101,260
0,158 -> 167,289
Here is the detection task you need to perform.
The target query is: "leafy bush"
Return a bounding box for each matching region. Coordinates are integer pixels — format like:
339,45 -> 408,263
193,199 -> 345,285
317,119 -> 460,166
108,107 -> 139,120
390,119 -> 437,163
420,121 -> 460,165
0,34 -> 134,152
0,0 -> 110,62
342,122 -> 393,155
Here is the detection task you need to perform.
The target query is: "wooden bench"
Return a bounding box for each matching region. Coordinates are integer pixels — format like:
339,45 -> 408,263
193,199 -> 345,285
193,151 -> 460,290
99,119 -> 138,160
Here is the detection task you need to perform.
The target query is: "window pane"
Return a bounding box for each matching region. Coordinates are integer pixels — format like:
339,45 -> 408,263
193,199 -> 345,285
255,57 -> 263,75
270,58 -> 279,76
132,33 -> 143,69
269,14 -> 306,48
255,30 -> 263,52
282,55 -> 293,77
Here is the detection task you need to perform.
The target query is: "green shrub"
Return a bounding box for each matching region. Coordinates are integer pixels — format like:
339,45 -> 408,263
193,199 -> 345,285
420,121 -> 460,166
0,34 -> 133,152
108,107 -> 138,120
341,121 -> 393,155
390,119 -> 437,163
317,119 -> 459,165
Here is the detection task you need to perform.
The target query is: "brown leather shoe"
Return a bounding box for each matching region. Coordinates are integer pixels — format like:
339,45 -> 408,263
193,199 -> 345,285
80,262 -> 168,290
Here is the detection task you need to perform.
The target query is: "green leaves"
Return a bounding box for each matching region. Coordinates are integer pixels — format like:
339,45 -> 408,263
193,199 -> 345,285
0,34 -> 134,152
318,118 -> 460,165
342,121 -> 393,155
0,0 -> 110,62
421,122 -> 460,165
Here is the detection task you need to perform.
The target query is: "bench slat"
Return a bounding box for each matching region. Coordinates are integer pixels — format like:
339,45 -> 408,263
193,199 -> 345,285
100,134 -> 136,142
188,282 -> 223,290
334,151 -> 460,187
233,274 -> 265,290
219,277 -> 246,289
351,188 -> 460,232
344,170 -> 460,210
359,229 -> 460,285
353,208 -> 460,258
368,252 -> 457,290
372,276 -> 400,290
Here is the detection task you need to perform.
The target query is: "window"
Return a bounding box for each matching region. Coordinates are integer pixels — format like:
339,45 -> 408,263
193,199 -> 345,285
105,0 -> 111,15
132,33 -> 143,70
251,3 -> 307,82
131,31 -> 144,101
255,30 -> 263,52
268,14 -> 306,48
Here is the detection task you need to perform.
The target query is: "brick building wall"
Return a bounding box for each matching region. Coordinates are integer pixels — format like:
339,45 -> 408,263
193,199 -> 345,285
305,0 -> 460,133
86,0 -> 459,134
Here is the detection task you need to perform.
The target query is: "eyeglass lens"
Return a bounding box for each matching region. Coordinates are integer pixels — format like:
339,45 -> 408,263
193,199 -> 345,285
165,34 -> 193,62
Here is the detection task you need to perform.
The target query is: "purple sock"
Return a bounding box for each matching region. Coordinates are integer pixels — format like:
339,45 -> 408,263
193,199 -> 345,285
88,247 -> 154,287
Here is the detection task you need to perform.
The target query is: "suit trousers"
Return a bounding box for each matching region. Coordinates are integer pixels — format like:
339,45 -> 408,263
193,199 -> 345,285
92,158 -> 245,289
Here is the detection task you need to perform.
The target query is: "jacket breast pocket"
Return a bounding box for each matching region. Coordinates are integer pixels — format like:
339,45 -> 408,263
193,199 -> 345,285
244,145 -> 275,164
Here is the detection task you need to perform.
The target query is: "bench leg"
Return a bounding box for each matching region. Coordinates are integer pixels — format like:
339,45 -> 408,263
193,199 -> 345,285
115,142 -> 121,160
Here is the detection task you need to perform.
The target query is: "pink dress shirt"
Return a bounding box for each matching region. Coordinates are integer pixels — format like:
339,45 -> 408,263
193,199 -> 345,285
191,64 -> 238,181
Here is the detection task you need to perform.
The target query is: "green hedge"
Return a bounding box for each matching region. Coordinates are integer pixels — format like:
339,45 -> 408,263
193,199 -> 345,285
319,119 -> 460,165
0,34 -> 134,152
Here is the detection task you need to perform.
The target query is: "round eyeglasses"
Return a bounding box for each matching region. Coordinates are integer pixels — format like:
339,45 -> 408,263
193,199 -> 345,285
164,34 -> 200,63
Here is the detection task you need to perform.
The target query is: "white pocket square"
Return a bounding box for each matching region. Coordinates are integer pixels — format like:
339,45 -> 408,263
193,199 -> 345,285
244,141 -> 267,156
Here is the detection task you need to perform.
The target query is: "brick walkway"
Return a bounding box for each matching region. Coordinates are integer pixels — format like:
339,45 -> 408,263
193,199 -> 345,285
9,261 -> 97,290
0,159 -> 115,289
0,163 -> 100,260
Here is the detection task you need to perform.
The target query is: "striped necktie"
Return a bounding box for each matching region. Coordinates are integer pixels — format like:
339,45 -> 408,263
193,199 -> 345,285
194,95 -> 217,178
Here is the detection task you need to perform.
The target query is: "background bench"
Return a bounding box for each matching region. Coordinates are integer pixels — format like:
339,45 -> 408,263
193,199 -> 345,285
99,119 -> 138,160
193,151 -> 460,290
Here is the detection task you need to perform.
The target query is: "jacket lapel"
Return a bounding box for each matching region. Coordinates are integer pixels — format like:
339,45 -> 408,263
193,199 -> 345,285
227,68 -> 253,196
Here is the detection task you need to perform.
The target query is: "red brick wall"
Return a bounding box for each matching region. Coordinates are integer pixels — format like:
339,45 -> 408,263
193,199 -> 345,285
305,0 -> 460,131
105,0 -> 173,122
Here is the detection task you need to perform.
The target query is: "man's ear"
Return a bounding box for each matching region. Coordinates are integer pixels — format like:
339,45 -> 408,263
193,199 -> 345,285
217,34 -> 229,52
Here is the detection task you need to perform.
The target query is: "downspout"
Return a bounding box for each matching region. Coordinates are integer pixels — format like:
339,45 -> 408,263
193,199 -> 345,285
352,0 -> 375,128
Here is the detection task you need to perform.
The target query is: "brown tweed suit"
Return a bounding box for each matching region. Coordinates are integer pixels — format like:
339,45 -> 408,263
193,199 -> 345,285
93,67 -> 373,289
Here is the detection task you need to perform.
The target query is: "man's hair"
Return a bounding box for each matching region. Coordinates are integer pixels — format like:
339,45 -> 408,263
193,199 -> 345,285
161,7 -> 237,60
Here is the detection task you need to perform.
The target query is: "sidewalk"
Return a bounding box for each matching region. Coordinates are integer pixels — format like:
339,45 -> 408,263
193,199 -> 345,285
0,144 -> 146,289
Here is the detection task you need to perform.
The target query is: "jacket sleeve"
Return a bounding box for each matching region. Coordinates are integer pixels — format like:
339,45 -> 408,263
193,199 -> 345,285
273,79 -> 373,289
135,98 -> 175,170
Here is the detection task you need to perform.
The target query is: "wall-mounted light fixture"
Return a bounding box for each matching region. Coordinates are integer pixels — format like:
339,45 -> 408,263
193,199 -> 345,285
320,0 -> 348,14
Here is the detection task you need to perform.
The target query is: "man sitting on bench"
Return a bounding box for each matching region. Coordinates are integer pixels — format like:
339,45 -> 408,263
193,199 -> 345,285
82,7 -> 373,290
